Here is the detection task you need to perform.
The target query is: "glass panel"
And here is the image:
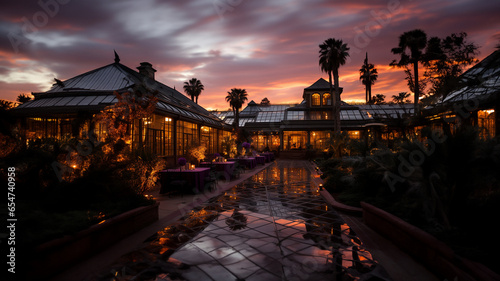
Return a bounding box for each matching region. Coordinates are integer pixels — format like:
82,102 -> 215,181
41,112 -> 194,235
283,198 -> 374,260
478,109 -> 496,139
201,126 -> 217,154
283,131 -> 307,150
26,118 -> 58,139
322,93 -> 332,106
347,130 -> 361,139
66,96 -> 86,106
251,135 -> 267,152
311,93 -> 320,106
89,96 -> 106,105
310,111 -> 321,120
310,131 -> 331,151
177,120 -> 198,156
286,111 -> 305,120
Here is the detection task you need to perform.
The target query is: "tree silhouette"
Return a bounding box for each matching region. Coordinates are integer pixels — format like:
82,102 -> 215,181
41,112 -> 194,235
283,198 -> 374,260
183,78 -> 204,104
0,100 -> 14,110
16,94 -> 32,104
423,32 -> 479,101
94,85 -> 158,143
260,97 -> 270,105
391,29 -> 427,115
359,53 -> 378,103
370,94 -> 386,105
392,92 -> 411,104
225,88 -> 248,130
319,38 -> 349,133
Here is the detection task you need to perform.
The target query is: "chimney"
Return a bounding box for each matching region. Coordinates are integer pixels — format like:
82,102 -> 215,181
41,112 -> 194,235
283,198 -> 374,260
137,62 -> 156,80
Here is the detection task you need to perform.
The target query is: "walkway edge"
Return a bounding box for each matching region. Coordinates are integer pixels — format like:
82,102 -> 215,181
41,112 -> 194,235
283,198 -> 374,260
320,189 -> 363,216
307,160 -> 363,216
50,161 -> 275,281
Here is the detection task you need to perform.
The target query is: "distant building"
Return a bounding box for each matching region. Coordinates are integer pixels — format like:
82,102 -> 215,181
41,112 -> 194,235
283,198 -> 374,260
12,56 -> 231,162
213,50 -> 500,154
425,49 -> 499,138
213,78 -> 414,153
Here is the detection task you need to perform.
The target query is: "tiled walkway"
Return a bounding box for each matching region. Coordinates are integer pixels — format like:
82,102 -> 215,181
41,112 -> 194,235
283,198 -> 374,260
95,160 -> 392,281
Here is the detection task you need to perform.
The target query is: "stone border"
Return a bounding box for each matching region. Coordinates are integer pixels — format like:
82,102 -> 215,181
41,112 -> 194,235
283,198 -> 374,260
361,202 -> 500,281
27,202 -> 159,280
310,160 -> 364,216
320,189 -> 363,216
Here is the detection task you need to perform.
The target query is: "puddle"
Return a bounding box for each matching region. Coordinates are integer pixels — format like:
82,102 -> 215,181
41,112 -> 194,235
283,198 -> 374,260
99,161 -> 390,281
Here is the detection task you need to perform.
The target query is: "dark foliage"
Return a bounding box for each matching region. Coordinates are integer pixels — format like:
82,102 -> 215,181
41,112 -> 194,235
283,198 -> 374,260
317,127 -> 500,272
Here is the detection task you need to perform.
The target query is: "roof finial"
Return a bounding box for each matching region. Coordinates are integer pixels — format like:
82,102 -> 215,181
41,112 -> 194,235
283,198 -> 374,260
114,50 -> 120,63
54,78 -> 65,87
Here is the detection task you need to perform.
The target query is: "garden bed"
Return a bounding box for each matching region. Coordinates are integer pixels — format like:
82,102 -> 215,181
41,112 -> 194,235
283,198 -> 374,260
26,202 -> 159,280
362,202 -> 500,281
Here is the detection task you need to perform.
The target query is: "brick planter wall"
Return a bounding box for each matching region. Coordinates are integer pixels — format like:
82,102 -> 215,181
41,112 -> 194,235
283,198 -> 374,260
28,202 -> 159,280
361,202 -> 500,281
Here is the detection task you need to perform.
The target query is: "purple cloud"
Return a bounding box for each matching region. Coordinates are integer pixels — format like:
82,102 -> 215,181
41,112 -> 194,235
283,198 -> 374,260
0,0 -> 498,108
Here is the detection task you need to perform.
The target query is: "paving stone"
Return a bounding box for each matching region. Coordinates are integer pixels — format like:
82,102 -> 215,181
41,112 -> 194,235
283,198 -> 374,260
197,262 -> 237,280
100,160 -> 391,281
245,270 -> 281,281
170,244 -> 214,265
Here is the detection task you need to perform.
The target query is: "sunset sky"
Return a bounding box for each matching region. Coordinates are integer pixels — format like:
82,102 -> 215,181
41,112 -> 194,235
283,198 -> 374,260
1,0 -> 499,110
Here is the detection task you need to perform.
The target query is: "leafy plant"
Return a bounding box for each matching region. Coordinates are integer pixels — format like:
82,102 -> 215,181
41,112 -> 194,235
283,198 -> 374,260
221,136 -> 237,158
319,126 -> 500,272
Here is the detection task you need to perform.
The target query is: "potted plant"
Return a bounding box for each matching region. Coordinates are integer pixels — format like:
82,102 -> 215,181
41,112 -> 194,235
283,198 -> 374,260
177,157 -> 187,171
242,142 -> 251,157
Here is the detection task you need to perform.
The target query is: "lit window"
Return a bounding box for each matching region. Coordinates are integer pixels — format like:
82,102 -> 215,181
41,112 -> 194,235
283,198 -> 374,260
322,93 -> 331,106
347,131 -> 360,139
478,109 -> 495,139
311,93 -> 320,106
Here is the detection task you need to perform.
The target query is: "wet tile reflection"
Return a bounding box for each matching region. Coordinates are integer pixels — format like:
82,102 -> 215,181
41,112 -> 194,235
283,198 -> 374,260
101,161 -> 390,281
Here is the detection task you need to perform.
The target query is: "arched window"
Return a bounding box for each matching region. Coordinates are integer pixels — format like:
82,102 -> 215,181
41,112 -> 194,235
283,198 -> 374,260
322,93 -> 331,106
311,93 -> 320,106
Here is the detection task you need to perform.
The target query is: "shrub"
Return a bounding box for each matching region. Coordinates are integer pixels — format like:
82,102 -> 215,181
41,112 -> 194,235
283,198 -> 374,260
1,138 -> 158,249
319,126 -> 500,272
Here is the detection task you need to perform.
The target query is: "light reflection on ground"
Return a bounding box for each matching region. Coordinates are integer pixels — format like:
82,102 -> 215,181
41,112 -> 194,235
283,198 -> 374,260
99,160 -> 391,281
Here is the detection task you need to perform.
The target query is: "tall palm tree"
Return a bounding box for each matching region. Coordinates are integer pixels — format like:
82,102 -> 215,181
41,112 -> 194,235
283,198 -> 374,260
390,29 -> 427,115
183,78 -> 204,104
392,92 -> 411,104
359,53 -> 378,103
225,88 -> 248,130
319,38 -> 350,133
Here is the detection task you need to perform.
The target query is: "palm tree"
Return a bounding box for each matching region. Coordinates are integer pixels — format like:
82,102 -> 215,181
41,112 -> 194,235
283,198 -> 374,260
0,100 -> 14,110
390,29 -> 427,115
319,38 -> 350,133
359,53 -> 378,103
183,78 -> 204,104
16,94 -> 32,104
371,94 -> 386,105
392,92 -> 411,104
225,88 -> 248,130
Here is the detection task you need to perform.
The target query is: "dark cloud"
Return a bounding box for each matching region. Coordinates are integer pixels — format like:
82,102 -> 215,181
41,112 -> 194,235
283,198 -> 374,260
1,0 -> 499,106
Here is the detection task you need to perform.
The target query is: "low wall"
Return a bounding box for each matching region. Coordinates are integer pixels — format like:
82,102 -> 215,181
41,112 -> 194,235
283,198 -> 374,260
28,202 -> 159,280
361,202 -> 500,281
320,189 -> 363,216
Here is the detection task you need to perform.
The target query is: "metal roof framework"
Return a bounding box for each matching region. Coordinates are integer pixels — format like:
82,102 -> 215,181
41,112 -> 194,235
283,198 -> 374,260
212,100 -> 414,131
14,62 -> 228,129
439,49 -> 500,107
